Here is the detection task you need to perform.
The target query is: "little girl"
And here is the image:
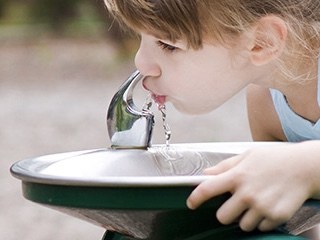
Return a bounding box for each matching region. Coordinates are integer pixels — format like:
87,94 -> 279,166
105,0 -> 320,238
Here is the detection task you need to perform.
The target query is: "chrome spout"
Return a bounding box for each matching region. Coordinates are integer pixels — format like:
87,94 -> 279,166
107,70 -> 154,149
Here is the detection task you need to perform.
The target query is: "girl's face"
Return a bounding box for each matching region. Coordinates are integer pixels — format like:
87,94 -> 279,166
136,32 -> 260,114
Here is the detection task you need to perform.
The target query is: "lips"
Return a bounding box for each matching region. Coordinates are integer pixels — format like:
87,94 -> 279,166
142,80 -> 166,105
152,94 -> 166,105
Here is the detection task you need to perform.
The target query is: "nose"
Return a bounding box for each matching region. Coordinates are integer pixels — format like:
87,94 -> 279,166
134,43 -> 161,77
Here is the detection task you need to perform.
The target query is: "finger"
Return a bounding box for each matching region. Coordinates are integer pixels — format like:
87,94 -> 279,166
258,199 -> 300,232
258,218 -> 282,232
204,155 -> 242,175
239,209 -> 264,232
187,174 -> 232,210
216,193 -> 248,225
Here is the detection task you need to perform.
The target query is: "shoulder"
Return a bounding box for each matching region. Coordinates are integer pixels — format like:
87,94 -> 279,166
246,84 -> 286,141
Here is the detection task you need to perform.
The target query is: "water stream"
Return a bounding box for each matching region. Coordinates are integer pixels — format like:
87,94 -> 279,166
143,93 -> 172,147
157,103 -> 171,147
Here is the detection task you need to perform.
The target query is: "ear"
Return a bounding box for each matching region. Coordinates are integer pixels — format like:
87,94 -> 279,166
248,15 -> 288,66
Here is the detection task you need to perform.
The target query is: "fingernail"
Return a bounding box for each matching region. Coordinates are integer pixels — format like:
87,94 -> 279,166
186,199 -> 194,210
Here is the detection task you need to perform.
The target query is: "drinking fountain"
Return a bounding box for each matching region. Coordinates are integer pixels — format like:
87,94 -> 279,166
11,70 -> 320,240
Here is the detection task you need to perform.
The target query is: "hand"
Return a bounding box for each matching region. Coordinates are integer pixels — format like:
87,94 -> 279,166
187,142 -> 320,232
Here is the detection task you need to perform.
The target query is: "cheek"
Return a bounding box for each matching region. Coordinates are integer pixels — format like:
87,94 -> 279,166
169,75 -> 236,114
168,86 -> 217,114
164,69 -> 211,98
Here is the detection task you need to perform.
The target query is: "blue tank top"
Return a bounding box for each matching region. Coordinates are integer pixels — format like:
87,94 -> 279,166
270,58 -> 320,142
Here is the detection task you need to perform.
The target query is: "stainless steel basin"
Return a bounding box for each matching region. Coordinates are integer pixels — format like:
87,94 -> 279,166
10,142 -> 320,239
12,142 -> 246,186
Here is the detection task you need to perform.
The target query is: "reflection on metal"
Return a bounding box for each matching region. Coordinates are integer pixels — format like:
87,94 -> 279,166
11,142 -> 320,238
107,70 -> 154,149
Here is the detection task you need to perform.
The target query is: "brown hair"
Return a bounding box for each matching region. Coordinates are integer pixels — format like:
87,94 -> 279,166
105,0 -> 320,81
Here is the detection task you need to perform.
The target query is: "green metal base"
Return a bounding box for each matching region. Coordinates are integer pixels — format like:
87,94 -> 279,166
102,231 -> 134,240
102,229 -> 308,240
22,182 -> 309,240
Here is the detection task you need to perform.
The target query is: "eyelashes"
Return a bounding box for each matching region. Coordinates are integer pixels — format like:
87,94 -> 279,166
157,41 -> 178,52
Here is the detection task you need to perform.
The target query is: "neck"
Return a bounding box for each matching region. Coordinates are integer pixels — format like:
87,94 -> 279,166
272,58 -> 320,122
272,58 -> 318,96
251,54 -> 318,92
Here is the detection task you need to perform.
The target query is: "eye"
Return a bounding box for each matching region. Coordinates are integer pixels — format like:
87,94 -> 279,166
157,41 -> 178,52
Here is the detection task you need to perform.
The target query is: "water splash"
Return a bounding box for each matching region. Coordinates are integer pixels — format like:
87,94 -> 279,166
150,146 -> 212,176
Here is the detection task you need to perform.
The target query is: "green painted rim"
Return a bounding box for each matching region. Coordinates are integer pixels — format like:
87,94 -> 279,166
22,182 -> 308,240
22,182 -> 229,209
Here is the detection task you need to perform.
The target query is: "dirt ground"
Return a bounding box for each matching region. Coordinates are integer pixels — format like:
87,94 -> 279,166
0,38 -> 251,240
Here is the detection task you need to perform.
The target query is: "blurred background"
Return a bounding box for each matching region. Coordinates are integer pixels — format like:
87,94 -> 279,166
0,1 -> 251,239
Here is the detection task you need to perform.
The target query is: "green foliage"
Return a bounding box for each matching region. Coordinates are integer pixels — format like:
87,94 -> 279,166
0,0 -> 111,37
0,0 -> 136,57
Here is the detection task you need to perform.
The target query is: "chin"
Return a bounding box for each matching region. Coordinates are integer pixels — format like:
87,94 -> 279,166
172,103 -> 212,115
